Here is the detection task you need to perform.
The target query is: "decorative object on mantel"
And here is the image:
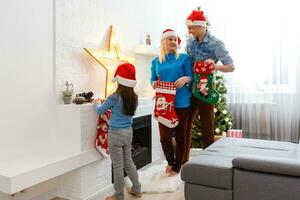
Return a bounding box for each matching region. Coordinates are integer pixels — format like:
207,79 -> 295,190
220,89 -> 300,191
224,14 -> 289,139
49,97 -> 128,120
84,25 -> 135,97
73,96 -> 85,104
75,91 -> 94,103
81,91 -> 94,102
73,91 -> 94,104
62,81 -> 74,104
146,34 -> 151,45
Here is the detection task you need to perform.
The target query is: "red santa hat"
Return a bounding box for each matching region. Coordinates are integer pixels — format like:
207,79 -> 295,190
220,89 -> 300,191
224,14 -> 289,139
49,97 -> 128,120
111,63 -> 136,87
186,10 -> 207,27
160,29 -> 181,45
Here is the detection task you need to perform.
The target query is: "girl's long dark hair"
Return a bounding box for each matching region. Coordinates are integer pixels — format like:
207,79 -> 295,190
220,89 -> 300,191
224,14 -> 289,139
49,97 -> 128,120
115,84 -> 138,116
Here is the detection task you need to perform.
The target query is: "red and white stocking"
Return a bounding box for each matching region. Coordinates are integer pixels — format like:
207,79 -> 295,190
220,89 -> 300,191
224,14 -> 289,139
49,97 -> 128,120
153,81 -> 179,128
95,109 -> 111,157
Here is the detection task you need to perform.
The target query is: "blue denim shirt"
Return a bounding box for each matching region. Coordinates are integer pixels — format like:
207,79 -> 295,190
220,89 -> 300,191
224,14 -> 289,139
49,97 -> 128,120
186,31 -> 234,68
96,94 -> 133,131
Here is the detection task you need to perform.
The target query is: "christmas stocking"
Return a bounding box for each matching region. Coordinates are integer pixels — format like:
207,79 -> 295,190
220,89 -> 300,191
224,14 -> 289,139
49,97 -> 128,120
153,81 -> 179,128
95,109 -> 111,158
193,61 -> 220,104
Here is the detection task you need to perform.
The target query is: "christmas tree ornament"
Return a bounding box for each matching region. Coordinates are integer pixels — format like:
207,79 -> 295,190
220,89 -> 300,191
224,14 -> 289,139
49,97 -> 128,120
153,80 -> 179,128
95,109 -> 111,157
193,61 -> 220,104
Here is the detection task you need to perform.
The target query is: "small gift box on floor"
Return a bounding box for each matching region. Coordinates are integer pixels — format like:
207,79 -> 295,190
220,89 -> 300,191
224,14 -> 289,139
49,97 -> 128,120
226,129 -> 243,138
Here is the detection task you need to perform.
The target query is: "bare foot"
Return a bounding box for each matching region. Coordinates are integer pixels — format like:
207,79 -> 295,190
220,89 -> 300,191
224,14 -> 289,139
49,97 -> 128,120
105,196 -> 117,200
167,170 -> 178,177
165,165 -> 172,174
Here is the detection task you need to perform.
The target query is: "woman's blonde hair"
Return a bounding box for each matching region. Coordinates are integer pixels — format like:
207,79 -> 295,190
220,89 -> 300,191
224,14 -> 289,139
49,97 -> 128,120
159,38 -> 179,63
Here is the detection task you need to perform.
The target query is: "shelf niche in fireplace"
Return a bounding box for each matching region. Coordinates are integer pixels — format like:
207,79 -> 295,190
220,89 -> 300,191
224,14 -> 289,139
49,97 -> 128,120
132,114 -> 152,169
112,115 -> 152,182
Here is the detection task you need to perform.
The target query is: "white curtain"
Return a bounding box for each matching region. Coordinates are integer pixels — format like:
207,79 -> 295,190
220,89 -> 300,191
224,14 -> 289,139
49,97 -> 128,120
205,0 -> 300,142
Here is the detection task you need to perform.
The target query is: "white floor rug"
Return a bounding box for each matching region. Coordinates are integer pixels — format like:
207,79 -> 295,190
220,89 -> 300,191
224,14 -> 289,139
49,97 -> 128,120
125,160 -> 183,194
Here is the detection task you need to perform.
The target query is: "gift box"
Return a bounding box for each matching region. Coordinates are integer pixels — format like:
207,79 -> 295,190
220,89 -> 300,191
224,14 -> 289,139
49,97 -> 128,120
227,129 -> 243,138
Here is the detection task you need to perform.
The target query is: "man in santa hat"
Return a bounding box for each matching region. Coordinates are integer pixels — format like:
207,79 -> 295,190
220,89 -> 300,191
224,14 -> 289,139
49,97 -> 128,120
183,8 -> 235,164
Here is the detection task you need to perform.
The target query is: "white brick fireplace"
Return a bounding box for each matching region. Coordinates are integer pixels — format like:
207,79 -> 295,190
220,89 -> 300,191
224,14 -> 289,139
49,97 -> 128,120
56,98 -> 163,200
0,98 -> 163,200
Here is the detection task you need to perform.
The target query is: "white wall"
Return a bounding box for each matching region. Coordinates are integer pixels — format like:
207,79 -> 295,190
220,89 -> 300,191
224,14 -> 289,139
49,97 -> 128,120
0,0 -> 203,160
0,0 -> 207,198
55,0 -> 202,101
0,0 -> 56,159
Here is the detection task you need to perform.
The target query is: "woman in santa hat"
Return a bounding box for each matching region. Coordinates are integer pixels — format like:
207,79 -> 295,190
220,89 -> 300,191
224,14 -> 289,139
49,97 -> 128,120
150,29 -> 193,176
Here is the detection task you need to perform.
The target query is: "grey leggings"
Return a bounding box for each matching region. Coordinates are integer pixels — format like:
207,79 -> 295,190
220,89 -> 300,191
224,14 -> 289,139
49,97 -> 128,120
108,127 -> 141,200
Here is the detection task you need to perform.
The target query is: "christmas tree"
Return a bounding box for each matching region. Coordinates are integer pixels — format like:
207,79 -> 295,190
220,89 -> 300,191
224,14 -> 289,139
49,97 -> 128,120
191,72 -> 233,148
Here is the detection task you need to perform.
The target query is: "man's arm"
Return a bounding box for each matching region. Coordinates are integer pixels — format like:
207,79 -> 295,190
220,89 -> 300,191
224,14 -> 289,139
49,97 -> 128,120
214,40 -> 235,73
215,64 -> 234,72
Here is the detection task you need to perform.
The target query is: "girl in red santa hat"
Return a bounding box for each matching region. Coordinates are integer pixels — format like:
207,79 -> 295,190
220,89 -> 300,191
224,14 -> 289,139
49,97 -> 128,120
95,63 -> 141,200
150,29 -> 193,176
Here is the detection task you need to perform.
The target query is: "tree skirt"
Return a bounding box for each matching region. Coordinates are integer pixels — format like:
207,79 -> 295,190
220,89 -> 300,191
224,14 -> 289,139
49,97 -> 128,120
125,160 -> 183,193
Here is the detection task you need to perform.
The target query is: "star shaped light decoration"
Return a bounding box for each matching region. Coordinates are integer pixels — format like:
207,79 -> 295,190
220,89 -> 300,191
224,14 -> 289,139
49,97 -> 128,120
84,25 -> 135,97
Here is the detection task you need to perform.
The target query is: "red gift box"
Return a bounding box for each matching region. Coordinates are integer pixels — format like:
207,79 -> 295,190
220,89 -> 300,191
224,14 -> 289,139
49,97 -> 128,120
227,129 -> 243,138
